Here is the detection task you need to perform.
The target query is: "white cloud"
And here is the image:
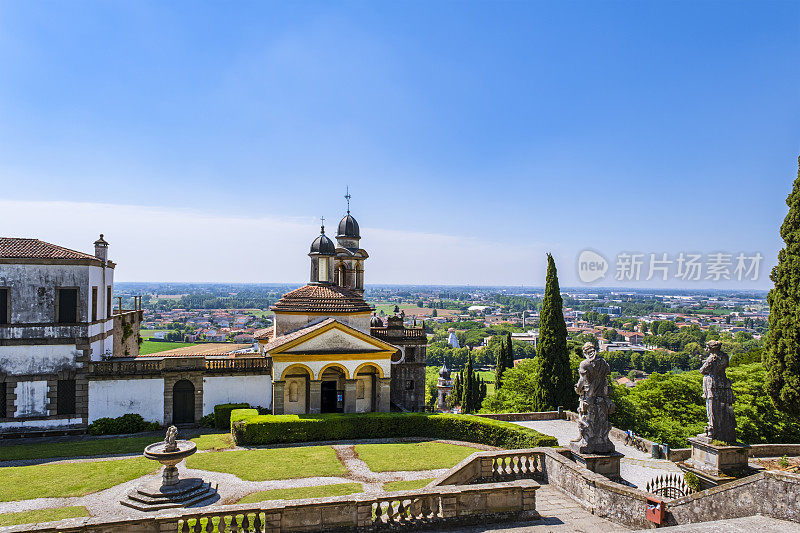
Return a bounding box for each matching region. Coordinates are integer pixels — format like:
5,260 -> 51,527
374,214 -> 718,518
0,199 -> 557,285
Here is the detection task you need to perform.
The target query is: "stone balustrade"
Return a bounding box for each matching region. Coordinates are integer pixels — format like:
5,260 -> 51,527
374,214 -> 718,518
89,357 -> 271,377
1,480 -> 539,533
435,449 -> 545,486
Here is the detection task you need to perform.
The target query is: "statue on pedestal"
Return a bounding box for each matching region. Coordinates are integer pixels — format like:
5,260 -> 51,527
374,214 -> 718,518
570,342 -> 615,455
700,340 -> 736,443
164,425 -> 179,452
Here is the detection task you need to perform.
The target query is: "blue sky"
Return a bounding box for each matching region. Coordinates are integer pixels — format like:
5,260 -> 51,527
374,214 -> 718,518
1,1 -> 798,288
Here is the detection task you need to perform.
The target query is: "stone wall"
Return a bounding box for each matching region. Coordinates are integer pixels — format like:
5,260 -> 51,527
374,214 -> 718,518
665,470 -> 800,526
0,480 -> 540,533
112,310 -> 142,358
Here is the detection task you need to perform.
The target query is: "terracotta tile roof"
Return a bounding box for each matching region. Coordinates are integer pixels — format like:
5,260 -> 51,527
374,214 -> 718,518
261,318 -> 338,353
136,343 -> 254,358
254,328 -> 274,341
0,238 -> 100,262
270,284 -> 372,314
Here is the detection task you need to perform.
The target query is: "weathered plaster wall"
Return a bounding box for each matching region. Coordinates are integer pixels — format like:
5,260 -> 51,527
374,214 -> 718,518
13,380 -> 48,417
354,374 -> 374,413
0,264 -> 90,323
112,311 -> 142,358
88,379 -> 164,424
202,375 -> 271,414
0,344 -> 79,375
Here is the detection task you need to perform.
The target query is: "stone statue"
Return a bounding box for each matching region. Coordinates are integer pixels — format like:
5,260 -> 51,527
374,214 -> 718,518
164,425 -> 179,452
699,340 -> 736,443
570,342 -> 615,455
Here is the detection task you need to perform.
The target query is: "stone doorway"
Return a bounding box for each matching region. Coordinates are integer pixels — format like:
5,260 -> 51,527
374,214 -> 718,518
321,380 -> 342,413
172,379 -> 195,424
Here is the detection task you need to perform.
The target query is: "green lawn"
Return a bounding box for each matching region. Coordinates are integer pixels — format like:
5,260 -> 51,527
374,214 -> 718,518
186,446 -> 346,481
0,431 -> 231,461
237,483 -> 363,504
0,457 -> 158,502
139,340 -> 199,355
477,370 -> 496,396
192,432 -> 234,451
353,442 -> 477,473
0,506 -> 90,527
383,478 -> 434,492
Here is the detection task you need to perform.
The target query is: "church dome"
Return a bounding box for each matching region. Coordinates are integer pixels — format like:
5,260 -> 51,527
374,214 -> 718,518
337,214 -> 360,239
310,232 -> 335,255
439,363 -> 451,378
370,315 -> 384,327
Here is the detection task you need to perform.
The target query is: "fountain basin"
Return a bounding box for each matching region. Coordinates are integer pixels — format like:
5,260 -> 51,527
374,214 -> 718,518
144,440 -> 197,466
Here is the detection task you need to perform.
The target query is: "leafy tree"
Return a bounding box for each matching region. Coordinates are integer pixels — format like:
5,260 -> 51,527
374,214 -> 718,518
532,254 -> 576,410
764,157 -> 800,417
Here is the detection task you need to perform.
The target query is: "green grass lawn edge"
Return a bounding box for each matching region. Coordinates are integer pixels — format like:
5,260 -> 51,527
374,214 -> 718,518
0,506 -> 90,527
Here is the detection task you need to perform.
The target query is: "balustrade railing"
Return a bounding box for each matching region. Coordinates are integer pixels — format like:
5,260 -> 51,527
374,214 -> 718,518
371,492 -> 443,526
482,451 -> 544,482
90,357 -> 269,377
205,358 -> 270,373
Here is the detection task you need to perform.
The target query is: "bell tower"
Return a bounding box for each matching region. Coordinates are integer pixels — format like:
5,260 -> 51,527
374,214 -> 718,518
335,188 -> 368,294
309,218 -> 335,285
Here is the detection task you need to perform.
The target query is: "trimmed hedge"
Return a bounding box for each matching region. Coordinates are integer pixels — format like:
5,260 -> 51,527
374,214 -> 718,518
88,414 -> 160,436
230,412 -> 558,449
214,403 -> 250,430
230,409 -> 259,427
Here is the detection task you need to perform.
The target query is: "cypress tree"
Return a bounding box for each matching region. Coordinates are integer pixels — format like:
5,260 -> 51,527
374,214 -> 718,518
505,332 -> 515,369
533,254 -> 575,410
495,338 -> 507,389
765,157 -> 800,416
461,356 -> 473,412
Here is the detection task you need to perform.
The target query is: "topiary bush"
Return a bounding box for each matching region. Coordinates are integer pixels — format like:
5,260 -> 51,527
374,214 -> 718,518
214,403 -> 250,430
199,413 -> 216,428
230,412 -> 558,449
88,413 -> 160,436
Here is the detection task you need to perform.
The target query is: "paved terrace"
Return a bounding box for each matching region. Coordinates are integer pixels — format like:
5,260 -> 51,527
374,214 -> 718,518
512,419 -> 682,488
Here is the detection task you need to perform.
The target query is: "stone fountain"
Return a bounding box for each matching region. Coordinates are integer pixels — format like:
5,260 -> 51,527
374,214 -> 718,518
121,426 -> 217,511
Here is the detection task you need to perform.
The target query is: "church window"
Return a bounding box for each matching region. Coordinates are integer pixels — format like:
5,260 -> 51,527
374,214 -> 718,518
405,348 -> 415,362
405,380 -> 415,391
92,286 -> 98,322
356,379 -> 365,399
288,381 -> 299,403
318,258 -> 329,282
106,286 -> 112,317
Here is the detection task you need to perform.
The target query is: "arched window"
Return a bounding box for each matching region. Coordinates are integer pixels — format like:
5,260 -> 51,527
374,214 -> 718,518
288,381 -> 299,403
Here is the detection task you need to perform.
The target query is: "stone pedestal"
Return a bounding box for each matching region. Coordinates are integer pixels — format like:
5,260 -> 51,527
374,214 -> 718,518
122,477 -> 218,511
677,436 -> 755,488
570,449 -> 623,478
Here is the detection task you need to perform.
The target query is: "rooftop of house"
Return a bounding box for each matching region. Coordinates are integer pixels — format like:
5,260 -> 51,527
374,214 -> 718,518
0,237 -> 104,263
270,284 -> 372,314
136,343 -> 254,358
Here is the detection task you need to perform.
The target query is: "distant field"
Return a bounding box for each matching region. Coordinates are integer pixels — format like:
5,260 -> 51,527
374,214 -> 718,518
139,340 -> 199,355
371,303 -> 459,318
139,329 -> 168,339
478,370 -> 496,396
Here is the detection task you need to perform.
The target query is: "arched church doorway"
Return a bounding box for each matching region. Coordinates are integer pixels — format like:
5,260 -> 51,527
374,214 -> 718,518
173,379 -> 195,424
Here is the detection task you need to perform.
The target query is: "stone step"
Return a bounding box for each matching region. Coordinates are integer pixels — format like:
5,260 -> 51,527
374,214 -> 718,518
121,484 -> 218,512
127,483 -> 215,505
136,478 -> 205,499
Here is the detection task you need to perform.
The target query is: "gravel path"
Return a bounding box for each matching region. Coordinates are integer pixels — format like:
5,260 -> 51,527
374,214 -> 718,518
513,419 -> 681,489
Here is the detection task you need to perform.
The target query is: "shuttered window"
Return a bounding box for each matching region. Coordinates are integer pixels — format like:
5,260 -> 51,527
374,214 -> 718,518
57,379 -> 76,415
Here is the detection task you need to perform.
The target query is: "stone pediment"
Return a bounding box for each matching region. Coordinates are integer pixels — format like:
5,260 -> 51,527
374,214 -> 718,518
267,319 -> 398,356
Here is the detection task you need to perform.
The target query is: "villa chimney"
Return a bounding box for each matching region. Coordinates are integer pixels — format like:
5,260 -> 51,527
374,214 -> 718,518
94,234 -> 109,262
